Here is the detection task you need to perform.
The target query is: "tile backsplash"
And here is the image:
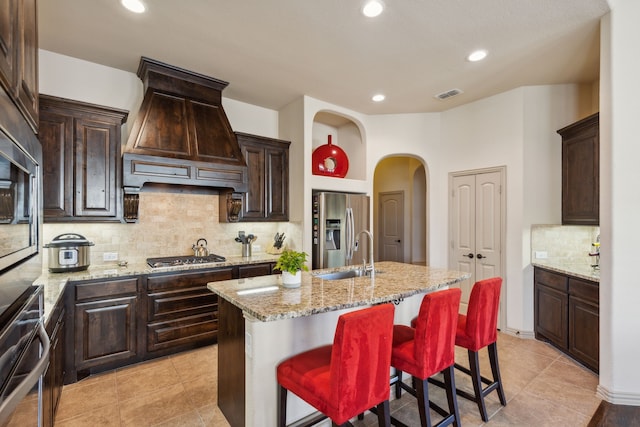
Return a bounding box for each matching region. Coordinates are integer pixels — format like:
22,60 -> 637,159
42,192 -> 302,269
531,224 -> 600,265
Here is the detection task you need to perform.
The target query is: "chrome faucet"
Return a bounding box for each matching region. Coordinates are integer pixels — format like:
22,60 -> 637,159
355,230 -> 375,278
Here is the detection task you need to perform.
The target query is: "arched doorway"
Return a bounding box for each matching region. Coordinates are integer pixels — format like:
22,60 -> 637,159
373,156 -> 428,265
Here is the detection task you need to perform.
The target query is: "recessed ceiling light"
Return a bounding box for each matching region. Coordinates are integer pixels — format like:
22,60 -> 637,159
372,94 -> 385,102
467,50 -> 488,62
362,0 -> 384,18
121,0 -> 146,13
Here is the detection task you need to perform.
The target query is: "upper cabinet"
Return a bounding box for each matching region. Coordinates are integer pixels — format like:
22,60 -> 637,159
0,0 -> 38,132
39,95 -> 128,222
557,113 -> 599,226
236,132 -> 290,222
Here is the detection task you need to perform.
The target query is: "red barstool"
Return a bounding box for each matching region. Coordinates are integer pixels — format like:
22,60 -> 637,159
276,303 -> 395,427
453,277 -> 506,421
392,288 -> 462,427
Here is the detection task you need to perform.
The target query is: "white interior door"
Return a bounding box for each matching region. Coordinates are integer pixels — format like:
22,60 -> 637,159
378,191 -> 404,262
450,170 -> 503,317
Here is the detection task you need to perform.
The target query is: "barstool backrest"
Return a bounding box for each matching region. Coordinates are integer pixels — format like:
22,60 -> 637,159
329,303 -> 395,419
464,277 -> 503,351
411,288 -> 462,378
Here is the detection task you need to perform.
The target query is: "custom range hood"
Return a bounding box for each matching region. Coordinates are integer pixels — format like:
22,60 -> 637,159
122,57 -> 247,222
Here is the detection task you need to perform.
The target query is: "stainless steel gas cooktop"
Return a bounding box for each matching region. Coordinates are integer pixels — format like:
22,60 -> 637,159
146,254 -> 226,268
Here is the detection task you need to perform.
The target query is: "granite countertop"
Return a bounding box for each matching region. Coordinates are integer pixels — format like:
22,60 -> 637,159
207,261 -> 470,322
532,260 -> 600,282
34,253 -> 280,324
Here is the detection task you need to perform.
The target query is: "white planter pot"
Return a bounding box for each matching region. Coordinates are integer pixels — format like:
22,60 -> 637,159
281,270 -> 302,288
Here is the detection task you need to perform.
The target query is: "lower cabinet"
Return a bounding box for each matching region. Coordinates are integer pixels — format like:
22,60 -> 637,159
64,262 -> 276,383
68,277 -> 140,381
43,297 -> 65,426
145,268 -> 233,356
534,267 -> 599,373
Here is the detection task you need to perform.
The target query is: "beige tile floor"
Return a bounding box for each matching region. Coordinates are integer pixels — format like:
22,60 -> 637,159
54,332 -> 601,426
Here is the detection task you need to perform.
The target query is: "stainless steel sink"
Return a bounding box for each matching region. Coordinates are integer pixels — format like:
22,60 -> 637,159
314,269 -> 383,280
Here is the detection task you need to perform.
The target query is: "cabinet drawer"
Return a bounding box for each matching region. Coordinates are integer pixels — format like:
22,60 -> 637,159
569,278 -> 598,304
75,277 -> 138,301
534,268 -> 568,292
238,263 -> 274,278
147,268 -> 233,292
148,289 -> 217,322
147,312 -> 218,353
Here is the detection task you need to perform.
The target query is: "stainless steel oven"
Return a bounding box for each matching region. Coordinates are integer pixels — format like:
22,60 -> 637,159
0,286 -> 49,427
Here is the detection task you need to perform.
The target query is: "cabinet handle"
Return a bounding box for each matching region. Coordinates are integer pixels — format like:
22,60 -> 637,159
464,253 -> 474,259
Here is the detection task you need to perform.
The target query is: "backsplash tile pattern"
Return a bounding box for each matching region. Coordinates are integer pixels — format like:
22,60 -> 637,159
42,192 -> 302,270
531,224 -> 600,265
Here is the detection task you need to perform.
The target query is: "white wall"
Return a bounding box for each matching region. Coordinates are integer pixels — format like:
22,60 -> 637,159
39,50 -> 279,140
598,2 -> 640,405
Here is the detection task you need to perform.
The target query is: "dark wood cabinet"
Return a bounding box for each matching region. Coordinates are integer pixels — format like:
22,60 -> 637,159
237,262 -> 276,278
69,277 -> 140,380
39,95 -> 128,222
534,267 -> 599,373
534,268 -> 568,349
568,277 -> 599,372
63,262 -> 276,384
558,113 -> 599,225
236,132 -> 290,222
145,268 -> 233,355
0,0 -> 38,132
43,296 -> 65,427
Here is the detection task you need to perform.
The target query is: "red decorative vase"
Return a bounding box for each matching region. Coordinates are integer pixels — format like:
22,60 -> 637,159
312,135 -> 349,178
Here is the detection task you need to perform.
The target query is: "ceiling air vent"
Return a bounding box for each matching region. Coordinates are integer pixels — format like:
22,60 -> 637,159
434,88 -> 463,100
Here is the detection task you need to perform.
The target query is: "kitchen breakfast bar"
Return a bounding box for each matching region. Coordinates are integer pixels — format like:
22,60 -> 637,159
207,261 -> 470,427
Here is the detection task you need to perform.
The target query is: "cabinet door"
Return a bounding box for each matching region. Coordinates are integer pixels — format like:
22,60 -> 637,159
236,132 -> 290,222
534,283 -> 568,350
559,113 -> 599,225
0,0 -> 18,94
266,146 -> 288,221
568,296 -> 599,372
74,116 -> 121,217
40,109 -> 74,218
15,0 -> 37,131
75,295 -> 138,371
240,141 -> 266,220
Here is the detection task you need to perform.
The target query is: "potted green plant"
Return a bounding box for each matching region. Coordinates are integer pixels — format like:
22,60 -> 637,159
273,249 -> 309,287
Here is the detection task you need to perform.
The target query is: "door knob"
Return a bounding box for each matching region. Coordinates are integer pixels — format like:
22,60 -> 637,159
396,240 -> 401,243
464,253 -> 474,259
476,254 -> 485,259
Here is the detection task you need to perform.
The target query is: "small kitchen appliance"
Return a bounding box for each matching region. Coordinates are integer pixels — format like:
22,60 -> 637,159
44,233 -> 94,273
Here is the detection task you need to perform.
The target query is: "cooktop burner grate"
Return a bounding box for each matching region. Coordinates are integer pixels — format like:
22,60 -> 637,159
146,254 -> 226,268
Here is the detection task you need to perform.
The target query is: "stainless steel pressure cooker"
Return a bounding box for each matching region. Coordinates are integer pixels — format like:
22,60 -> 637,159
44,233 -> 94,273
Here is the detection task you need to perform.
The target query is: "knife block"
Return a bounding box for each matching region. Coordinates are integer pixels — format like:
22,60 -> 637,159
266,243 -> 285,255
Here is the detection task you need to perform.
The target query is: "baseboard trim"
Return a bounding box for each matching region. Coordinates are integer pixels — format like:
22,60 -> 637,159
596,385 -> 640,405
501,327 -> 535,340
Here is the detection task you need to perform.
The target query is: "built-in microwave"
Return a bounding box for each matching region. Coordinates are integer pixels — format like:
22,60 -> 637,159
0,127 -> 39,273
0,124 -> 40,328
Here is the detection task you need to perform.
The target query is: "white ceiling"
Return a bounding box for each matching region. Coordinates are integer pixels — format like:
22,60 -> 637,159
38,0 -> 610,115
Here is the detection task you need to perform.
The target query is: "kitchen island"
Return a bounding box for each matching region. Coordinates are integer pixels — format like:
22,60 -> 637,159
207,261 -> 470,427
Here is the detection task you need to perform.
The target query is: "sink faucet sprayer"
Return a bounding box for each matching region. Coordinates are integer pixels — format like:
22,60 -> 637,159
354,230 -> 375,278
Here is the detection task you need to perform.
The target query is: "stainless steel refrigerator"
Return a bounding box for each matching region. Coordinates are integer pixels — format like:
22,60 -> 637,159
312,191 -> 370,269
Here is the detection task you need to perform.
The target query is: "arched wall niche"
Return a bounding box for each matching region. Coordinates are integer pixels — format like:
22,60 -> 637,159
312,111 -> 365,181
373,154 -> 429,265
